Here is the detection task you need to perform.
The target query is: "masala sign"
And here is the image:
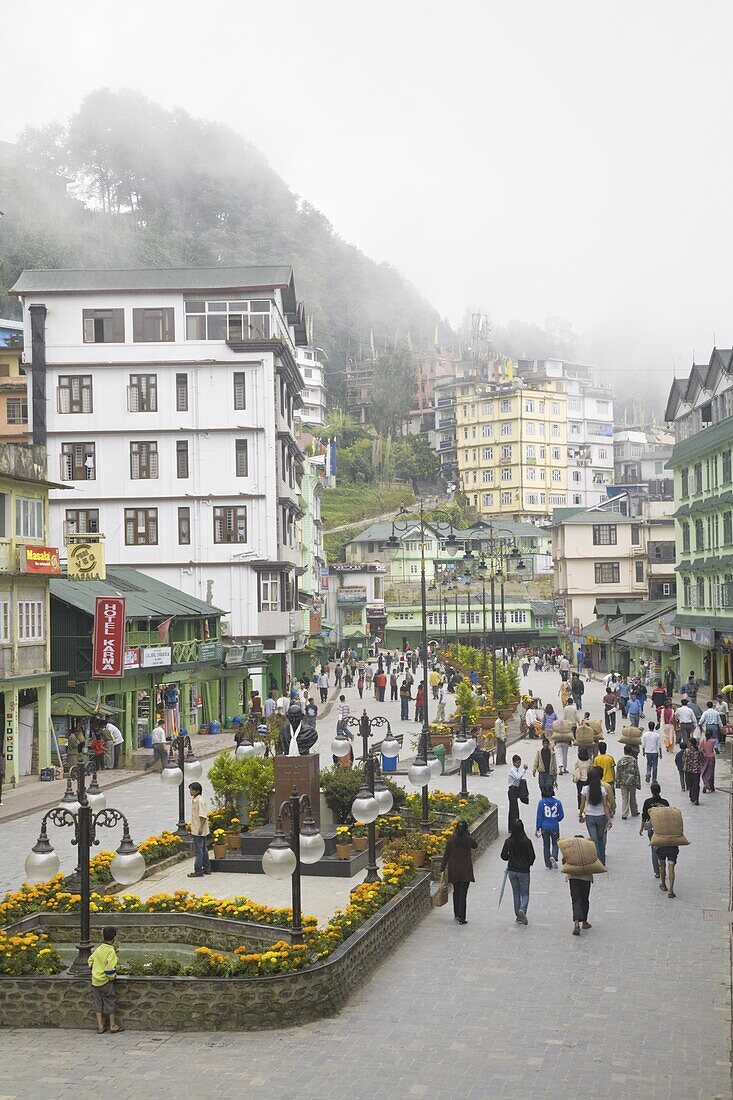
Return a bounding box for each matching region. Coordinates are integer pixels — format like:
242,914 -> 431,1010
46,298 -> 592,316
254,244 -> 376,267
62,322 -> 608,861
92,597 -> 126,677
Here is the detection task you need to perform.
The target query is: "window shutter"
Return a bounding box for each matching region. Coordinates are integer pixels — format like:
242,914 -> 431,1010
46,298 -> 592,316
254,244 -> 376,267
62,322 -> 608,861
131,447 -> 139,479
150,448 -> 159,478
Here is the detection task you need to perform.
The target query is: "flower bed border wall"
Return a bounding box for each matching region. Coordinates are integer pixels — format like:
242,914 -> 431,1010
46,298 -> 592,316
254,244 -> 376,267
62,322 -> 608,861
0,873 -> 433,1031
429,804 -> 499,880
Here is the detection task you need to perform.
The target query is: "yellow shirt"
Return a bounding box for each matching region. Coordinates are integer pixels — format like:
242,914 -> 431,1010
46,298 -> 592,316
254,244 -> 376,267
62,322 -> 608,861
89,943 -> 118,986
593,753 -> 616,785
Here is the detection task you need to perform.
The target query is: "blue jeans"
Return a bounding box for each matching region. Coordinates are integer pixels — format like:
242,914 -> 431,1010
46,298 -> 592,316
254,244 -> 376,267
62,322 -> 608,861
585,815 -> 607,865
508,870 -> 530,917
541,828 -> 559,868
537,771 -> 554,793
645,752 -> 659,782
646,822 -> 659,875
192,834 -> 211,874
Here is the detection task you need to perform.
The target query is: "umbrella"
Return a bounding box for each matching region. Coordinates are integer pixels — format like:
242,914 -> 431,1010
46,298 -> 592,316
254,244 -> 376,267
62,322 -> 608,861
498,866 -> 509,908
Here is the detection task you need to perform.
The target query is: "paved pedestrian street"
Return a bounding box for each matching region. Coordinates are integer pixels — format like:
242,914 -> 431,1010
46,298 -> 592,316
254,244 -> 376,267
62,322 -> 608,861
1,670 -> 731,1099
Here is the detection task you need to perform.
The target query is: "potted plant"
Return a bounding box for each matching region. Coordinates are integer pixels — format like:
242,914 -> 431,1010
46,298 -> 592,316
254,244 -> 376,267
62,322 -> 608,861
335,826 -> 353,859
405,830 -> 428,868
211,828 -> 227,860
226,817 -> 242,851
352,823 -> 368,852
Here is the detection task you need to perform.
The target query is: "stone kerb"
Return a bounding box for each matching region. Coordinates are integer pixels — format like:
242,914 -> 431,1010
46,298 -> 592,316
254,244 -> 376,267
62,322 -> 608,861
0,873 -> 433,1031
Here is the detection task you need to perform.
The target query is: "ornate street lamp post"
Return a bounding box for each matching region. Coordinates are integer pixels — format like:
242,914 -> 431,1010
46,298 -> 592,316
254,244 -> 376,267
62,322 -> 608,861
25,761 -> 145,974
262,787 -> 325,944
452,714 -> 478,800
344,711 -> 395,883
161,732 -> 203,840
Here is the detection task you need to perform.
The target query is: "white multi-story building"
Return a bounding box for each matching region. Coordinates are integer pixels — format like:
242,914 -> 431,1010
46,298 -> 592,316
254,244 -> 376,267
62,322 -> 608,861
294,348 -> 326,430
12,266 -> 310,688
518,359 -> 614,509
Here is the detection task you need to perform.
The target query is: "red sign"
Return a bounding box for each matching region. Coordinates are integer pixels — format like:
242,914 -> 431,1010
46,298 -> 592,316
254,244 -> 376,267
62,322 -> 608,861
92,597 -> 126,678
22,546 -> 61,575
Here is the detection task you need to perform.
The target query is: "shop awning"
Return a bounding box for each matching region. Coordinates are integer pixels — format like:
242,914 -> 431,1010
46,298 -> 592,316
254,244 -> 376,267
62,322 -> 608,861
51,693 -> 121,717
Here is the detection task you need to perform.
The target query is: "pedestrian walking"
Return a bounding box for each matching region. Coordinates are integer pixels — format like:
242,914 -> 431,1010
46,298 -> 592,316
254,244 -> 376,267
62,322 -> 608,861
618,676 -> 631,719
674,740 -> 687,790
583,649 -> 594,681
541,703 -> 558,736
440,820 -> 477,925
639,781 -> 669,880
664,666 -> 676,701
561,838 -> 598,935
147,719 -> 168,772
641,722 -> 662,783
336,695 -> 350,733
700,730 -> 717,793
683,738 -> 701,805
414,681 -> 425,724
500,819 -> 536,925
573,747 -> 591,810
570,673 -> 584,711
535,786 -> 564,869
364,665 -> 373,693
593,741 -> 616,786
675,698 -> 697,744
89,926 -> 122,1034
579,767 -> 612,865
334,664 -> 342,690
399,679 -> 412,721
66,727 -> 84,775
602,687 -> 618,734
660,701 -> 676,753
532,736 -> 557,792
90,731 -> 106,772
187,781 -> 211,877
508,755 -> 528,831
615,744 -> 641,818
699,701 -> 722,753
390,672 -> 399,702
318,671 -> 329,703
357,673 -> 365,699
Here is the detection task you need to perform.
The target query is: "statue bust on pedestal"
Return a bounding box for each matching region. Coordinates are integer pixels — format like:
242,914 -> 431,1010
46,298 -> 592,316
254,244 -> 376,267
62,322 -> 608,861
278,702 -> 318,756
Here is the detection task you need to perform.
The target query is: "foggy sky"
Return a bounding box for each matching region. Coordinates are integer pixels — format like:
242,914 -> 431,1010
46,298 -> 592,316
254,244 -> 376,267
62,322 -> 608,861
3,0 -> 733,383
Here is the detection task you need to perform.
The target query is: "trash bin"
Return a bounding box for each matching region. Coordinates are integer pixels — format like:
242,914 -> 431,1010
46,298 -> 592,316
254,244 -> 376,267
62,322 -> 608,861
209,720 -> 222,736
432,744 -> 445,774
381,752 -> 398,773
142,732 -> 153,749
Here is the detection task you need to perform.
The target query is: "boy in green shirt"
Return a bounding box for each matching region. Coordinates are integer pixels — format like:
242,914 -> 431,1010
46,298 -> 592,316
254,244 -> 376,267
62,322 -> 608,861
89,926 -> 122,1033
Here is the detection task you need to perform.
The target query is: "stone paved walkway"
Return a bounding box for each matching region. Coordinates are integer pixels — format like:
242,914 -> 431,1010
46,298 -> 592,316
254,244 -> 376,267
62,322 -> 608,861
1,669 -> 731,1099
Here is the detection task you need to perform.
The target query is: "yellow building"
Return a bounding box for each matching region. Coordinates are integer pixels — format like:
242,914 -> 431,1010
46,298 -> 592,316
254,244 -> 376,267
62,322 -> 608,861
0,332 -> 29,443
456,378 -> 568,521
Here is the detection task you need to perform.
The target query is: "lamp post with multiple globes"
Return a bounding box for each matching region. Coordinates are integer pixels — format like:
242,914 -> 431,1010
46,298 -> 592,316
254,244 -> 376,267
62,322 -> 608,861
334,711 -> 396,883
261,787 -> 326,944
160,732 -> 203,840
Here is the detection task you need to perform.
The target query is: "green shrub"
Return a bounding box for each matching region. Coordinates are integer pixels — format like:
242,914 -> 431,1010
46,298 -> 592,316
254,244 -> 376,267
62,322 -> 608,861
320,765 -> 405,823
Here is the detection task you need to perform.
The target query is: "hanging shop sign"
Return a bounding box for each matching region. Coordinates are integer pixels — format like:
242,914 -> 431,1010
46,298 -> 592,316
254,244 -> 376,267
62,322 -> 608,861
141,646 -> 172,669
92,597 -> 126,678
124,648 -> 140,670
198,641 -> 224,663
4,699 -> 15,763
21,545 -> 61,575
67,541 -> 106,581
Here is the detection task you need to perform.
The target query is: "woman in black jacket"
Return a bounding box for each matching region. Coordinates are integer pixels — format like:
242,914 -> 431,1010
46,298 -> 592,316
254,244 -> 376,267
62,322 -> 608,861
440,820 -> 478,925
500,820 -> 536,926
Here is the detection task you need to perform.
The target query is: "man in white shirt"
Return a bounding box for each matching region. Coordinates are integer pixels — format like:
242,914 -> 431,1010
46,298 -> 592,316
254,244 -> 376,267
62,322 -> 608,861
675,700 -> 697,741
149,720 -> 168,772
562,702 -> 580,728
558,655 -> 570,681
641,722 -> 662,783
106,721 -> 124,770
523,704 -> 540,739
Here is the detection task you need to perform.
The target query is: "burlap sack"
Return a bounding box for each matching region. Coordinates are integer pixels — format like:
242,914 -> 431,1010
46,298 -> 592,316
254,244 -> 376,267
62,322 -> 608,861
649,806 -> 689,845
551,720 -> 574,744
574,728 -> 596,748
618,726 -> 643,746
577,722 -> 600,742
558,835 -> 607,876
589,719 -> 602,736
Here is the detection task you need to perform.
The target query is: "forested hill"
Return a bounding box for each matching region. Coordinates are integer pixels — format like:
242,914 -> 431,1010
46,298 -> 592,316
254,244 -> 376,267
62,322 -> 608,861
0,89 -> 442,386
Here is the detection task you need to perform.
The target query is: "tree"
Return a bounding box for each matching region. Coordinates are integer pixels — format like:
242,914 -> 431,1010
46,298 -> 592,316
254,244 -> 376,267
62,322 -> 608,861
368,349 -> 417,437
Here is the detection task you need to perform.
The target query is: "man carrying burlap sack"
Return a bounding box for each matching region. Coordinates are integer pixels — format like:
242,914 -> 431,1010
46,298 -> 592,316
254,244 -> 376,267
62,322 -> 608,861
648,804 -> 689,900
559,835 -> 606,936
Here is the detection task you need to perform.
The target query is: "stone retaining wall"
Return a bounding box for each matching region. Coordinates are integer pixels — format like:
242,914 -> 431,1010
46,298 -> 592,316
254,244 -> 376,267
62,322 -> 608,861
0,873 -> 432,1031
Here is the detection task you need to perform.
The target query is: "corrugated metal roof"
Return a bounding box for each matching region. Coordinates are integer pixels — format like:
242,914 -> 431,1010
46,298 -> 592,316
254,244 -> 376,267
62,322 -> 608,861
667,413 -> 733,467
12,266 -> 294,295
50,568 -> 224,619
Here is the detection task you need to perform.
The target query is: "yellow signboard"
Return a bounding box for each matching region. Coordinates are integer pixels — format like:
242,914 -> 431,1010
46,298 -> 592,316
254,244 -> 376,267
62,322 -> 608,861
67,541 -> 106,581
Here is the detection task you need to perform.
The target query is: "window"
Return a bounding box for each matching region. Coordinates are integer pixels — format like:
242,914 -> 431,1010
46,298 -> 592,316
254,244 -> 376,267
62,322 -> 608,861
60,442 -> 95,481
214,506 -> 247,543
17,600 -> 44,641
631,523 -> 641,546
6,398 -> 28,425
58,375 -> 93,414
661,582 -> 672,596
696,577 -> 705,608
83,308 -> 124,343
597,400 -> 610,415
501,492 -> 512,505
500,399 -> 512,412
724,512 -> 733,545
572,494 -> 582,504
259,571 -> 280,612
509,610 -> 527,624
683,577 -> 691,606
635,560 -> 644,582
176,440 -> 189,479
482,493 -> 494,507
482,402 -> 493,415
525,421 -> 535,436
482,425 -> 493,437
66,508 -> 99,534
551,447 -> 561,460
598,447 -> 608,460
501,445 -> 512,459
552,469 -> 562,483
501,468 -> 512,482
482,470 -> 493,483
482,447 -> 493,461
233,438 -> 249,478
695,519 -> 704,551
693,462 -> 703,494
176,374 -> 188,412
682,522 -> 690,552
233,372 -> 246,410
130,442 -> 158,479
0,599 -> 9,643
572,471 -> 581,482
723,451 -> 732,484
185,299 -> 271,341
549,494 -> 566,505
526,468 -> 536,480
132,308 -> 174,342
15,497 -> 43,539
525,492 -> 538,504
501,422 -> 512,436
551,401 -> 560,416
680,467 -> 689,497
125,508 -> 158,545
551,424 -> 560,437
178,507 -> 190,545
568,398 -> 581,412
524,400 -> 534,413
526,445 -> 536,459
128,374 -> 157,412
595,562 -> 620,584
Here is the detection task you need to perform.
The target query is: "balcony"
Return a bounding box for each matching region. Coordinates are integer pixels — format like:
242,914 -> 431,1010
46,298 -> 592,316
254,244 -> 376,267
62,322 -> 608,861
438,417 -> 456,429
0,539 -> 11,572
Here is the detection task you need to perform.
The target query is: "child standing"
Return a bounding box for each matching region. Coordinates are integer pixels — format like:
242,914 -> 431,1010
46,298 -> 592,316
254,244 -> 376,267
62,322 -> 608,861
535,786 -> 565,869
